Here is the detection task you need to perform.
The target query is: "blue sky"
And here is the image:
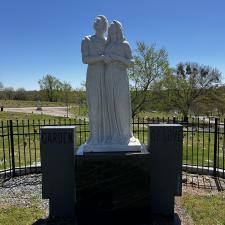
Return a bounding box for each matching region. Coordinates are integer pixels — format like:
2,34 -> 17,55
0,0 -> 224,90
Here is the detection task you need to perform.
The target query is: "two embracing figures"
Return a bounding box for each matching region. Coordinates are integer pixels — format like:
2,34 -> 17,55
81,15 -> 137,148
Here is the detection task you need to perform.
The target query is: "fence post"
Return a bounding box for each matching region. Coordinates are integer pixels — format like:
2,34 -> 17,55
173,116 -> 176,124
213,118 -> 218,177
9,120 -> 16,177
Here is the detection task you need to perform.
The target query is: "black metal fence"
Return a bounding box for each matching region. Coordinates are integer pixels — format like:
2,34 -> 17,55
0,117 -> 224,180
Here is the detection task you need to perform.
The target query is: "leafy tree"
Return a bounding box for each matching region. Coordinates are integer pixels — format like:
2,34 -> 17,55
14,88 -> 27,100
164,62 -> 221,119
80,81 -> 86,91
38,75 -> 62,102
73,89 -> 86,117
0,82 -> 3,89
201,86 -> 225,116
129,42 -> 170,117
60,81 -> 72,117
4,87 -> 14,100
145,83 -> 174,113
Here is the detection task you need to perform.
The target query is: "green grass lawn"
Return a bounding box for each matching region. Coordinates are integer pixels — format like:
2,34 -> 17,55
0,193 -> 224,225
0,100 -> 67,108
0,205 -> 74,225
70,105 -> 88,118
181,193 -> 225,225
0,205 -> 46,225
69,107 -> 180,119
136,110 -> 181,119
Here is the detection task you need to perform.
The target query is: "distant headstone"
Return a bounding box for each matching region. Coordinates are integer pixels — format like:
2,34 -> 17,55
40,126 -> 76,219
36,100 -> 42,111
148,124 -> 183,215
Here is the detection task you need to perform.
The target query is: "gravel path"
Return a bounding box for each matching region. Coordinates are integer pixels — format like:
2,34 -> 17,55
4,107 -> 73,118
0,173 -> 224,225
0,174 -> 48,210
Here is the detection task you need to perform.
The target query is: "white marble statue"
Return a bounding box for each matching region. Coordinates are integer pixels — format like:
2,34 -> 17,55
81,15 -> 108,145
80,16 -> 143,153
104,20 -> 135,144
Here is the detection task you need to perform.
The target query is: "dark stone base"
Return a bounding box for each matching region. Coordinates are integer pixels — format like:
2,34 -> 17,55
75,151 -> 151,225
77,207 -> 151,225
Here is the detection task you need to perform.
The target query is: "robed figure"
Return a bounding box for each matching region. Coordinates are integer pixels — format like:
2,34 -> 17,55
81,16 -> 142,152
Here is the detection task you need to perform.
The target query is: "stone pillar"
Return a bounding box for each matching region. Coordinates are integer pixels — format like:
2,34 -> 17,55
40,126 -> 76,219
148,124 -> 182,216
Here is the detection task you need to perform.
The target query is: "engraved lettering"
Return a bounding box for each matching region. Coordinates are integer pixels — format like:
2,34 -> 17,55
41,132 -> 74,144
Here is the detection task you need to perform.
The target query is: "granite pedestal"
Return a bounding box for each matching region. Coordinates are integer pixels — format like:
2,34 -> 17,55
40,126 -> 76,219
40,124 -> 183,224
75,149 -> 151,225
148,124 -> 183,216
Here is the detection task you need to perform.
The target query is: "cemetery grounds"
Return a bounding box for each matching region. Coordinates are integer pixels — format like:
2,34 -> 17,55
0,111 -> 224,225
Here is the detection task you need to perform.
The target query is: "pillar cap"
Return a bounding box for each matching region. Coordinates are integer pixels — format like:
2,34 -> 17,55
148,124 -> 182,127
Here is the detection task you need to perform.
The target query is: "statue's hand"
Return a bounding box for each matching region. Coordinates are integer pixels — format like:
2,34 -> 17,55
110,54 -> 121,61
103,55 -> 112,64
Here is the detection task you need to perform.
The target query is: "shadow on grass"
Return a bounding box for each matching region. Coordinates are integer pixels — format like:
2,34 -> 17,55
32,218 -> 74,225
32,213 -> 181,225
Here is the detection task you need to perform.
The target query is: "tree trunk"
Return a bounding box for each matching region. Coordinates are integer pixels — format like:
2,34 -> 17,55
182,111 -> 189,123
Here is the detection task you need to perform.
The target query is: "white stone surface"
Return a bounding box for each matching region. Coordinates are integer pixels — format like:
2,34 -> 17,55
81,16 -> 140,152
81,15 -> 108,146
76,139 -> 145,155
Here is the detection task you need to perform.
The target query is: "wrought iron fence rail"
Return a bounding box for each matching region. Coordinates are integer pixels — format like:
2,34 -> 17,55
0,117 -> 224,180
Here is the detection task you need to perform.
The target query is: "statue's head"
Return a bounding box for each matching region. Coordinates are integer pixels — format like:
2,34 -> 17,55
93,15 -> 108,35
107,20 -> 124,43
